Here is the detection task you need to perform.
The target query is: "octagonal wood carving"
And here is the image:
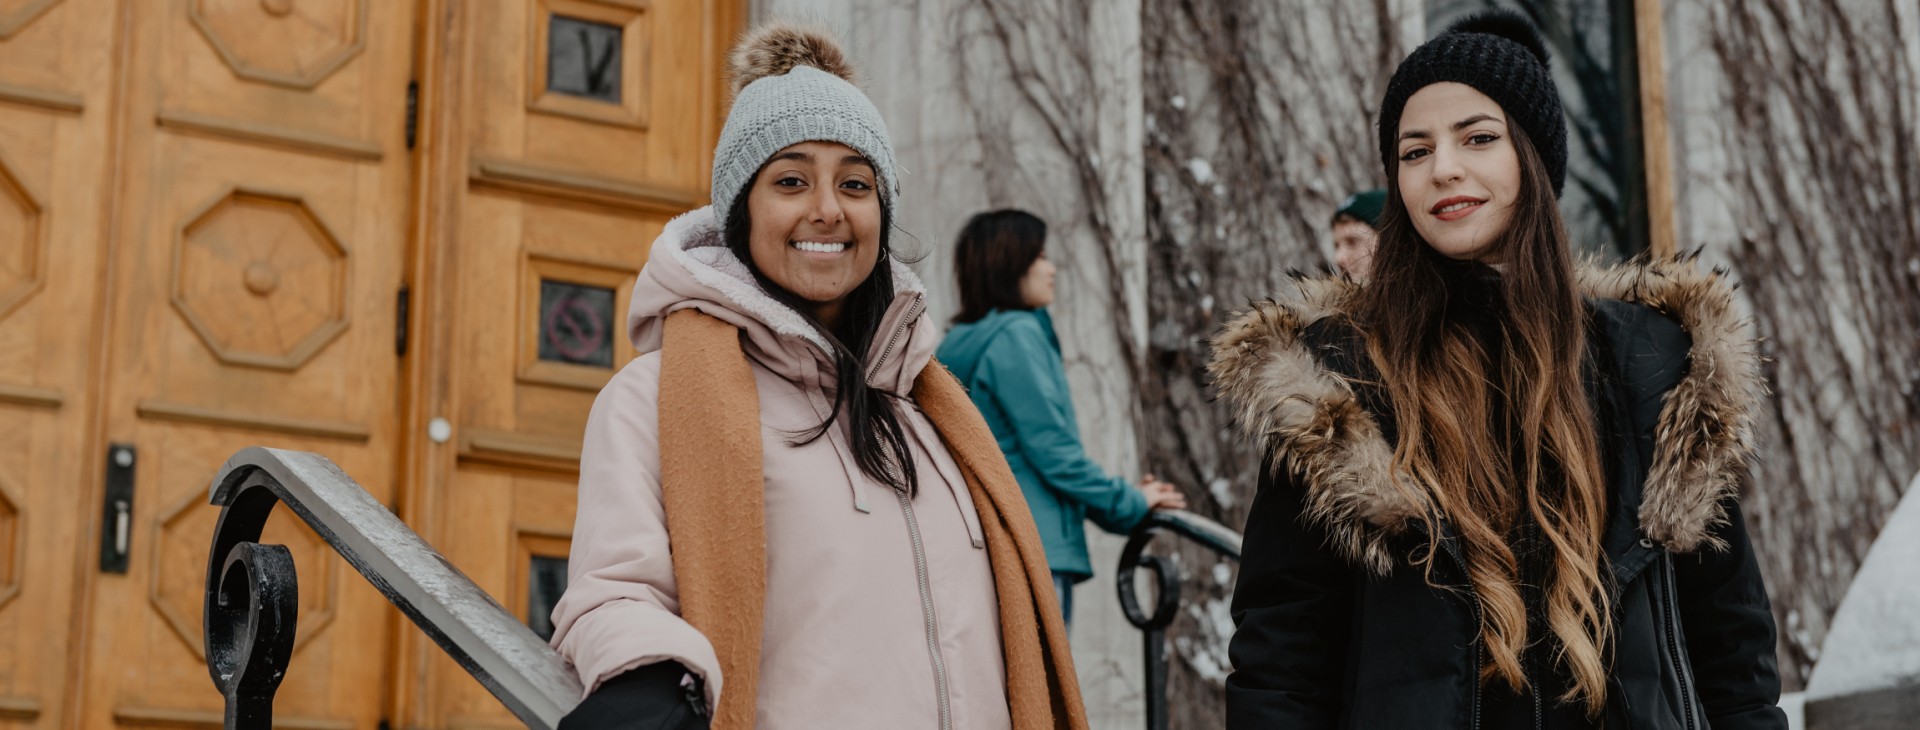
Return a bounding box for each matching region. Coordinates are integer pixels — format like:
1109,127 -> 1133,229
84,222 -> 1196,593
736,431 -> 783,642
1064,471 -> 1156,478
0,150 -> 48,321
151,487 -> 335,658
173,187 -> 350,370
190,0 -> 366,89
0,0 -> 61,39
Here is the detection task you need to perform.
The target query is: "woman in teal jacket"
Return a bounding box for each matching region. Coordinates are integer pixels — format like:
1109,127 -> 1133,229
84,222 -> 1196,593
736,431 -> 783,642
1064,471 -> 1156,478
937,210 -> 1185,626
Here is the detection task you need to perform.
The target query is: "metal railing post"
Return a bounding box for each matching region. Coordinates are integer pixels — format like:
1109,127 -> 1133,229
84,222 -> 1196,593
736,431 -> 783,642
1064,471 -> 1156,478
1115,510 -> 1244,730
206,541 -> 296,730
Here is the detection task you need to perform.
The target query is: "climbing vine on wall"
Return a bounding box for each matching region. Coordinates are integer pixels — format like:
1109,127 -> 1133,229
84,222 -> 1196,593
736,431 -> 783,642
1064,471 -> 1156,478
1696,0 -> 1920,687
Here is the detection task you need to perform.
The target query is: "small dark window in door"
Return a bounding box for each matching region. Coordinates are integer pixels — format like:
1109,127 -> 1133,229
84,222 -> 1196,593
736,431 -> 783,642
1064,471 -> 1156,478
528,555 -> 570,641
548,15 -> 623,103
538,279 -> 616,368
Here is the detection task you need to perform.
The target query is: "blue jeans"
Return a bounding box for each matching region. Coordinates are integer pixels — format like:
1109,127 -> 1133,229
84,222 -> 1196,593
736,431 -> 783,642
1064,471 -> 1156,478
1052,572 -> 1075,630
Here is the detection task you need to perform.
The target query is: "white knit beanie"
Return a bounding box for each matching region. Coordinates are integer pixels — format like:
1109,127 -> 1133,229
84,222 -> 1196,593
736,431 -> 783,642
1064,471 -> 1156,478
711,24 -> 898,223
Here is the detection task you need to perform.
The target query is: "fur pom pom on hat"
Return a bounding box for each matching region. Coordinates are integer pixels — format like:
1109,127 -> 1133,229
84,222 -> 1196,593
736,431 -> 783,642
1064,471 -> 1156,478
1377,9 -> 1567,197
727,24 -> 857,93
711,23 -> 898,223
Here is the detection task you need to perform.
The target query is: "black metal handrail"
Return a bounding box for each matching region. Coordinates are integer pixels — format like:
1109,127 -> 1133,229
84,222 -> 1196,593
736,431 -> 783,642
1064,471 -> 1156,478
203,447 -> 582,728
1115,509 -> 1243,730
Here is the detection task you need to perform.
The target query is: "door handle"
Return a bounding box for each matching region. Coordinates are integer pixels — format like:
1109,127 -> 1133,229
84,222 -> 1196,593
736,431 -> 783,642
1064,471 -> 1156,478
114,499 -> 130,556
100,444 -> 135,573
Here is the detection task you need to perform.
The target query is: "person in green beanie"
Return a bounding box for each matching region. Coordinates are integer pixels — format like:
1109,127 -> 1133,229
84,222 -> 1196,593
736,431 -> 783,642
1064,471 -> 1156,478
1331,188 -> 1386,281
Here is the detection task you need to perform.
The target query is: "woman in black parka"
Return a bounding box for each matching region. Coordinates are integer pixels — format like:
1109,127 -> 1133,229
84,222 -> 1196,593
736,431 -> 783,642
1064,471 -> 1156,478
1210,11 -> 1787,730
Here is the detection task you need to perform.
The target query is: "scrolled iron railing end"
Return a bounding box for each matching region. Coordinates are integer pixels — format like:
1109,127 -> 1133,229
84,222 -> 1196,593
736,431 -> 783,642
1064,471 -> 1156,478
205,542 -> 298,728
203,449 -> 304,729
1114,508 -> 1243,730
201,447 -> 583,730
1115,510 -> 1243,629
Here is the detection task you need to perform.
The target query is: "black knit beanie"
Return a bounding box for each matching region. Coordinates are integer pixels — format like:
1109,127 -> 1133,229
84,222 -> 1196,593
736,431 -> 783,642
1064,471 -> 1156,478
1377,10 -> 1567,197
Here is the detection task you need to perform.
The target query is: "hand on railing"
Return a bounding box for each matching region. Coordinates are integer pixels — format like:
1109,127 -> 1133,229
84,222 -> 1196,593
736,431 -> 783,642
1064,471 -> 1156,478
1139,475 -> 1188,511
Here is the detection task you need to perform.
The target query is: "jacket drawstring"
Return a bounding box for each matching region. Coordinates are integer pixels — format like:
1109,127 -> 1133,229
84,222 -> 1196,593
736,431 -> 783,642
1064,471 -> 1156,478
799,355 -> 873,514
902,410 -> 987,548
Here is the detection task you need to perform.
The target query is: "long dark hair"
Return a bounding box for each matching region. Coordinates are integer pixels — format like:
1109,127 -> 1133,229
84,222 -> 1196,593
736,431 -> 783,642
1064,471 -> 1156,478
1353,121 -> 1613,716
723,188 -> 918,495
951,209 -> 1047,324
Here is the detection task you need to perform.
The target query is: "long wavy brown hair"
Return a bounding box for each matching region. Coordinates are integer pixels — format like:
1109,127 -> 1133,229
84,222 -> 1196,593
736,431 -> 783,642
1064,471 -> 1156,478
1352,122 -> 1613,716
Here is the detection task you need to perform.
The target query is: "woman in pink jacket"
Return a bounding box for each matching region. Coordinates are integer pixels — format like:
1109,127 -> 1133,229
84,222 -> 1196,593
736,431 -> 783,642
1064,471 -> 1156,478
548,24 -> 1085,730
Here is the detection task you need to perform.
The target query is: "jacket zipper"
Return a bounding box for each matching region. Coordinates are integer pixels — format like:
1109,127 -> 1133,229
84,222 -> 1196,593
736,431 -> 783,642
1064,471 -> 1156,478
1530,653 -> 1543,730
1441,539 -> 1484,730
868,294 -> 948,726
1659,553 -> 1698,730
888,454 -> 953,730
866,297 -> 925,384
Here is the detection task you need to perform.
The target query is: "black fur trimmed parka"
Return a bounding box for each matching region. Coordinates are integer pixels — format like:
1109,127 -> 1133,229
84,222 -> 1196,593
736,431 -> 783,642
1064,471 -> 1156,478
1209,259 -> 1788,730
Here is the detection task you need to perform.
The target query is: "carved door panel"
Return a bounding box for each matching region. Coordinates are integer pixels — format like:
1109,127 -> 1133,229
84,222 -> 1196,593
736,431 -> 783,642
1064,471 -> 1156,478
0,0 -> 118,726
73,0 -> 415,727
392,1 -> 740,725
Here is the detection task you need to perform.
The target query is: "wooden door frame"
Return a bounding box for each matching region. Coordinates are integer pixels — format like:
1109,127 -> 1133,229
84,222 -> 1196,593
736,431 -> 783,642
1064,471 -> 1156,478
1633,0 -> 1676,259
60,1 -> 145,725
388,0 -> 463,721
388,0 -> 747,725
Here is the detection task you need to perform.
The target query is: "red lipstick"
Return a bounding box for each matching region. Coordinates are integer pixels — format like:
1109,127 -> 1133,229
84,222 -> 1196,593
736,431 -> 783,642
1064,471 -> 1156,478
1430,196 -> 1486,221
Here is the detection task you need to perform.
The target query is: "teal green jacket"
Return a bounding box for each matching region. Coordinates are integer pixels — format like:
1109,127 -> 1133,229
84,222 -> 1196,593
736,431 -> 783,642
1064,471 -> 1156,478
936,308 -> 1149,581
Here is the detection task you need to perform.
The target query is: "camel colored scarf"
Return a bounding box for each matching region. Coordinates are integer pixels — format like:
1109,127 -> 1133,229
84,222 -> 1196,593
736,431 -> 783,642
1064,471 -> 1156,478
656,309 -> 1087,730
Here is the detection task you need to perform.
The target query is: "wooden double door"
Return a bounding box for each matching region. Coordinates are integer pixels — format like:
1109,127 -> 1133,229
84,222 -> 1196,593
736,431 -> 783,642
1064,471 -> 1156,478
0,1 -> 739,727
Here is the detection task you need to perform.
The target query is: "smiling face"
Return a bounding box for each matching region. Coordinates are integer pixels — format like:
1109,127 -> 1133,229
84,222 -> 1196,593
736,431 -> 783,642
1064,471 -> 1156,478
744,140 -> 884,326
1394,82 -> 1521,262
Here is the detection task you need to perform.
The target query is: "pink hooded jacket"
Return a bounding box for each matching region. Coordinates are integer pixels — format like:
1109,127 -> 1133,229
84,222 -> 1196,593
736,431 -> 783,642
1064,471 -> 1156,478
549,207 -> 1013,729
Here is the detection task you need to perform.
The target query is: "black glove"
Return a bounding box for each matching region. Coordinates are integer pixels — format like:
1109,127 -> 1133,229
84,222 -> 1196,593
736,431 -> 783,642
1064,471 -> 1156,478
559,661 -> 710,730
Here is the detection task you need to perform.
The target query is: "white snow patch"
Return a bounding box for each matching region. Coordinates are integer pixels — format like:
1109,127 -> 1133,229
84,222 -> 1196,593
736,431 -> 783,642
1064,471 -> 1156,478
1209,478 -> 1235,509
1212,562 -> 1232,586
1804,470 -> 1920,700
1173,597 -> 1237,684
1779,692 -> 1806,730
1204,597 -> 1235,639
1181,637 -> 1230,684
1171,95 -> 1187,110
1187,158 -> 1214,184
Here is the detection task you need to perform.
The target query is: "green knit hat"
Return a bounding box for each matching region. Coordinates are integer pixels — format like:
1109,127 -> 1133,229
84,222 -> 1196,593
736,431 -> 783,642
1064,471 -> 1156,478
1334,189 -> 1387,229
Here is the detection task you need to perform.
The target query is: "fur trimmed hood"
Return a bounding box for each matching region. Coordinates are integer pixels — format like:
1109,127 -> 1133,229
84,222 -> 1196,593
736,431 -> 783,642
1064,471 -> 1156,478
1208,257 -> 1765,575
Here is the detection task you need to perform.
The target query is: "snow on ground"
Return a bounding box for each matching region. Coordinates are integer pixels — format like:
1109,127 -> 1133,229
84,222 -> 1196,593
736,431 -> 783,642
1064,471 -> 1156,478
1803,470 -> 1920,700
1780,692 -> 1806,729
